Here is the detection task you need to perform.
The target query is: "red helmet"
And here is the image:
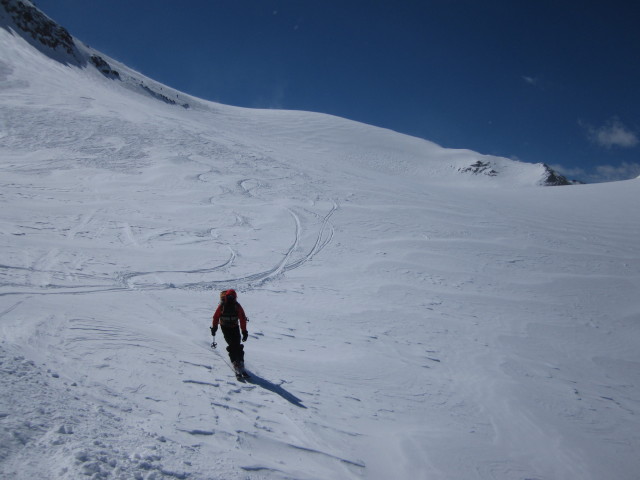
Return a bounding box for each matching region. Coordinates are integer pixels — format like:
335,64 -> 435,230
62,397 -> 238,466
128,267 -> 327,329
225,289 -> 237,299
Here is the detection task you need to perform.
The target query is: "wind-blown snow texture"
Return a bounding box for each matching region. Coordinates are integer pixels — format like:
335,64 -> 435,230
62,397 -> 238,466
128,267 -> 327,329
1,2 -> 640,479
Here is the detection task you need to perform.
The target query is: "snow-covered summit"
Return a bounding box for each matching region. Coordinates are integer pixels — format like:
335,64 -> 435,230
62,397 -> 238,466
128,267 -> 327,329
1,1 -> 640,479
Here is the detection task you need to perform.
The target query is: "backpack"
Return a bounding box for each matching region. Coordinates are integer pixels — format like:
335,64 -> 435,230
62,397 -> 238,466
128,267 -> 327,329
219,289 -> 239,327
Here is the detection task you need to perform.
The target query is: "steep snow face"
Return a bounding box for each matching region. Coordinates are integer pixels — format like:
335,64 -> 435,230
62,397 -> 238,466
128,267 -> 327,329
2,4 -> 640,480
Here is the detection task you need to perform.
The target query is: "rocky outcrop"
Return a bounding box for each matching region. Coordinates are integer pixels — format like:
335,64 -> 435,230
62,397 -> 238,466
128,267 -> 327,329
1,0 -> 78,58
458,160 -> 498,177
457,159 -> 582,186
90,55 -> 120,79
540,163 -> 574,186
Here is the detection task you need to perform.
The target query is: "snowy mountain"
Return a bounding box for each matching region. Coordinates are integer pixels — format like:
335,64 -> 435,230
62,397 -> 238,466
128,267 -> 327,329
2,1 -> 640,479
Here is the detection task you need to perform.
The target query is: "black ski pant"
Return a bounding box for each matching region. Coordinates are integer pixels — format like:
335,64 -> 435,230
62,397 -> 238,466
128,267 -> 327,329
221,326 -> 244,365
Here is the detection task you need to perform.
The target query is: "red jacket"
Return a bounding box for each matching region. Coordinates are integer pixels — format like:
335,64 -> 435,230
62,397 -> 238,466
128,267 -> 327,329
212,302 -> 247,331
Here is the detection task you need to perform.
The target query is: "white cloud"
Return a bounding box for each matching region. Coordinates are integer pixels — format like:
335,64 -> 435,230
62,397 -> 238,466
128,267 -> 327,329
552,162 -> 640,183
522,75 -> 538,86
594,162 -> 640,182
583,117 -> 639,149
550,164 -> 585,179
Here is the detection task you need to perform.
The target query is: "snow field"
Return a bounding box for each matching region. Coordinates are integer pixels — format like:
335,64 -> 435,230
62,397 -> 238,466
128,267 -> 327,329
2,19 -> 640,479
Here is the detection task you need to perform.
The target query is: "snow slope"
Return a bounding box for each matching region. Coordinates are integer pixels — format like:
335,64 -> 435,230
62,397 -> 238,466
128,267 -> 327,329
2,3 -> 640,479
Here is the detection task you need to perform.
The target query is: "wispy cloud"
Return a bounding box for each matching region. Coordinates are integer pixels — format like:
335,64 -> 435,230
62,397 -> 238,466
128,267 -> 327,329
253,80 -> 287,110
593,162 -> 640,182
522,75 -> 538,86
550,164 -> 586,180
552,162 -> 640,183
582,117 -> 639,149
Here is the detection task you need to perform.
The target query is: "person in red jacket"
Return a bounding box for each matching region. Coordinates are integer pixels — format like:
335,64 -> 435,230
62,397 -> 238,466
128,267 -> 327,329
211,289 -> 249,371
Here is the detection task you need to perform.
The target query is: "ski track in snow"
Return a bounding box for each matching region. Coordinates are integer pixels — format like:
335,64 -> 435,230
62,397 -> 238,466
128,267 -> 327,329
2,14 -> 640,480
0,202 -> 338,297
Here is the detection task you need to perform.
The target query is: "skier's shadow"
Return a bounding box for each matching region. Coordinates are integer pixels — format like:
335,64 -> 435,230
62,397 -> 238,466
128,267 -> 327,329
245,372 -> 306,409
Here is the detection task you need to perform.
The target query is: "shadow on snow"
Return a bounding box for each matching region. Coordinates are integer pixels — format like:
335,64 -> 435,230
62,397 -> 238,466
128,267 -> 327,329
245,371 -> 306,409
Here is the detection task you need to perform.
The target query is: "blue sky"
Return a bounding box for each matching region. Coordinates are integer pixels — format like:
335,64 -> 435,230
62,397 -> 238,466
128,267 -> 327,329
34,0 -> 640,183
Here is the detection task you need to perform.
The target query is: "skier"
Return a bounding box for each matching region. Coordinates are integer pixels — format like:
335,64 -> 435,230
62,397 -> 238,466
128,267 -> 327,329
211,289 -> 249,378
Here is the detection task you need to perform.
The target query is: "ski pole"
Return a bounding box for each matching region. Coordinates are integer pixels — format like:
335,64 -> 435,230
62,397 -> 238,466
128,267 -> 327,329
210,326 -> 217,348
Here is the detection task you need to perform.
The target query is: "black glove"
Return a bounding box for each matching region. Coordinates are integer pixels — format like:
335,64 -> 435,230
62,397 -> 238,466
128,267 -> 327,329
242,330 -> 248,342
210,326 -> 217,336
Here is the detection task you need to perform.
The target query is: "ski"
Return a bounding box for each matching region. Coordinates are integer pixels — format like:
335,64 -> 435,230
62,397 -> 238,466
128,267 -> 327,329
234,364 -> 250,380
211,339 -> 249,380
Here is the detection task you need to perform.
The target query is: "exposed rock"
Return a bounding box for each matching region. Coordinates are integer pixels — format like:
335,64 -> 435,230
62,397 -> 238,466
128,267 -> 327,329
540,163 -> 582,186
1,0 -> 77,57
90,55 -> 120,79
459,160 -> 498,177
140,82 -> 190,109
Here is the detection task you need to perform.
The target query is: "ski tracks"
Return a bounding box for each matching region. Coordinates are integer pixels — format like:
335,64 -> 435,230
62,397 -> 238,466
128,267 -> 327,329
181,201 -> 338,291
0,202 -> 337,297
236,201 -> 337,285
283,201 -> 336,273
120,247 -> 237,289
